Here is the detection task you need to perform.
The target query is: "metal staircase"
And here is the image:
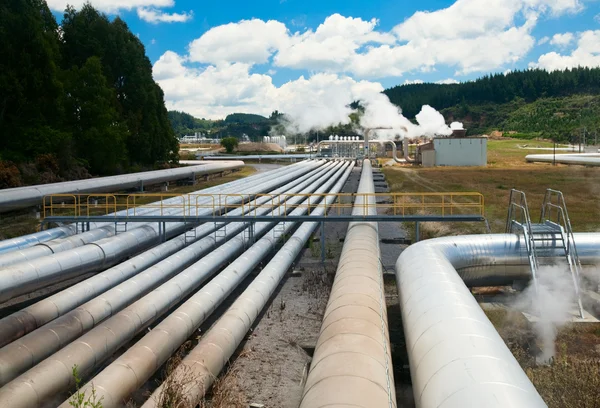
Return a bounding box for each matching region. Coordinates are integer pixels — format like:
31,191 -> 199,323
506,189 -> 584,318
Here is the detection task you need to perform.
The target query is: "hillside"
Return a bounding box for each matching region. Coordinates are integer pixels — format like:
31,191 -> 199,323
384,68 -> 600,142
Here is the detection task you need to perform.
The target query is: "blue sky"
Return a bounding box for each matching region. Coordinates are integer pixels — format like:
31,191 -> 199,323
47,0 -> 600,119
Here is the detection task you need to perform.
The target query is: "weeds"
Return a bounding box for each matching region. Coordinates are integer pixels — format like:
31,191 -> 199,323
155,341 -> 200,408
68,365 -> 103,408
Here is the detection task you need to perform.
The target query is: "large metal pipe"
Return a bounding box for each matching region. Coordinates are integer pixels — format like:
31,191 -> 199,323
0,161 -> 244,213
0,160 -> 306,264
0,163 -> 339,383
526,153 -> 600,166
141,162 -> 355,408
0,162 -> 335,349
394,233 -> 600,408
316,140 -> 412,163
0,162 -> 324,304
0,163 -> 344,407
300,160 -> 397,408
68,162 -> 352,407
0,227 -> 75,256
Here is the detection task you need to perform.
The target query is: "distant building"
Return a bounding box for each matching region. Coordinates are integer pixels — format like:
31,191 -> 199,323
179,132 -> 220,144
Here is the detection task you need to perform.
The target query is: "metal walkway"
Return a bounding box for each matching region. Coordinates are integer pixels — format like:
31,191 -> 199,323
506,188 -> 584,317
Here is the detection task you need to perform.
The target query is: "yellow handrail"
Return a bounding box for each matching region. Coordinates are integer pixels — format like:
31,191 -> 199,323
42,192 -> 485,220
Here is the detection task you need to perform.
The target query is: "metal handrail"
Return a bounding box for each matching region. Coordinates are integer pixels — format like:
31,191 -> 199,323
42,192 -> 485,221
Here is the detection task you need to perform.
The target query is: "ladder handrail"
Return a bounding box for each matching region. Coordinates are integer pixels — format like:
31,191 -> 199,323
506,189 -> 540,288
541,189 -> 583,274
540,188 -> 584,318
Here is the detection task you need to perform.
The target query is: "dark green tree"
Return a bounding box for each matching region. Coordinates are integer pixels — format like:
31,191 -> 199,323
0,0 -> 70,162
221,137 -> 239,153
60,4 -> 178,166
63,56 -> 128,174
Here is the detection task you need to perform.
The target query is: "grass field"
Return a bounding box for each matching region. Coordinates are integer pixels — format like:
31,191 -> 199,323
382,138 -> 600,236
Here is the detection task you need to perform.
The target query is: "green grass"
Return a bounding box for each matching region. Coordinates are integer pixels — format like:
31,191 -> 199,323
383,138 -> 600,236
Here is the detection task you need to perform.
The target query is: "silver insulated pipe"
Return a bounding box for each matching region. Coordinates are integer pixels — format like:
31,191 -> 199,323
0,161 -> 323,304
141,162 -> 355,408
300,160 -> 397,408
67,162 -> 352,407
394,233 -> 600,408
0,161 -> 244,213
0,163 -> 343,407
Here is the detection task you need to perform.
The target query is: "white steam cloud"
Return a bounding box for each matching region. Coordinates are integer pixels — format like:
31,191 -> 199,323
515,264 -> 576,363
275,87 -> 463,139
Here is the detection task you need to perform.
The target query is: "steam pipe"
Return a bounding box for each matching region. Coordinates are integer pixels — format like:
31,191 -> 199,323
0,163 -> 345,407
69,162 -> 352,407
315,140 -> 413,163
0,161 -> 245,213
0,162 -> 335,349
0,160 -> 302,264
300,160 -> 397,408
395,233 -> 600,408
526,153 -> 600,166
0,161 -> 324,304
141,162 -> 354,408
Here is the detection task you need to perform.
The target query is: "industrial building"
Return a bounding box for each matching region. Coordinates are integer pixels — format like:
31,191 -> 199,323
419,136 -> 488,167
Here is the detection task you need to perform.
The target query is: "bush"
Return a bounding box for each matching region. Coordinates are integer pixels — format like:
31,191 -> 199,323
0,161 -> 23,188
221,137 -> 239,154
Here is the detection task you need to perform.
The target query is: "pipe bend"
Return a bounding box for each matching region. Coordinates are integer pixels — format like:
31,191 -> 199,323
395,232 -> 600,408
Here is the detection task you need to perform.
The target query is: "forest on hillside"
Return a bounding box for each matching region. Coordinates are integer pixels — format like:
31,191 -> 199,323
169,111 -> 272,140
385,68 -> 600,141
0,0 -> 178,188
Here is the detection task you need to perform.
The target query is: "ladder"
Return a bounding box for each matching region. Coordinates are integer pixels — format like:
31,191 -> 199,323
184,224 -> 197,245
506,189 -> 584,318
115,221 -> 128,235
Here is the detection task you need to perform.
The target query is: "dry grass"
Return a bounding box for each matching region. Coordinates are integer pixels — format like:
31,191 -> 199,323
486,308 -> 600,407
201,366 -> 247,408
383,138 -> 600,235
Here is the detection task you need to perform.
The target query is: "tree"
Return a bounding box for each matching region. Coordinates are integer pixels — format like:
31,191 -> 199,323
63,56 -> 128,174
0,0 -> 69,162
221,137 -> 238,154
60,6 -> 178,167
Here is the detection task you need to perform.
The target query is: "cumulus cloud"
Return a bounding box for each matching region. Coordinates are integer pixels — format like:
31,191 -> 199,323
549,32 -> 575,47
164,1 -> 585,79
530,30 -> 600,70
137,8 -> 192,23
273,14 -> 395,72
153,51 -> 383,123
188,19 -> 289,65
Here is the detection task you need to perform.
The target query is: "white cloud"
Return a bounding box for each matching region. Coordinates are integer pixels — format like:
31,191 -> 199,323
137,8 -> 192,23
46,0 -> 173,13
153,51 -> 383,123
549,32 -> 575,47
538,36 -> 550,44
595,13 -> 600,23
530,30 -> 600,70
403,79 -> 424,85
188,19 -> 289,65
274,14 -> 395,72
436,78 -> 459,84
